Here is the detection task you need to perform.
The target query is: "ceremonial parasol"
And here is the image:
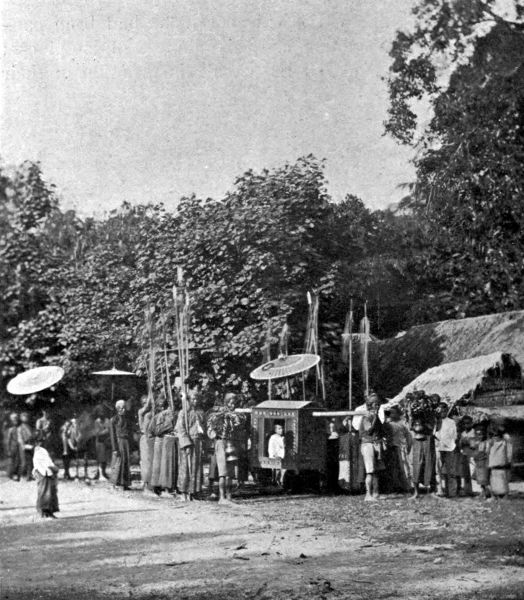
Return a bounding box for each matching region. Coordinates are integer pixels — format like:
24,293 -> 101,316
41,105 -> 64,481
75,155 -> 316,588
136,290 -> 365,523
250,354 -> 320,380
7,366 -> 65,396
92,367 -> 136,376
91,366 -> 136,402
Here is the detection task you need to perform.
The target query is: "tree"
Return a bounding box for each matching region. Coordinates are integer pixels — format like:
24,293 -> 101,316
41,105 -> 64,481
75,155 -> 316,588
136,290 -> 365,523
386,1 -> 524,319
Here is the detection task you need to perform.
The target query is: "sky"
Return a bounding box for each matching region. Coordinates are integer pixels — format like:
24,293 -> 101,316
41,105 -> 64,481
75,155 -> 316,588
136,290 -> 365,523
0,0 -> 416,215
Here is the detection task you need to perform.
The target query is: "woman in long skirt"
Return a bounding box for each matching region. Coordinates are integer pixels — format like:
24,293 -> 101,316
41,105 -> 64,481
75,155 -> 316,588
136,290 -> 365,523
33,442 -> 59,518
411,418 -> 436,498
159,434 -> 178,491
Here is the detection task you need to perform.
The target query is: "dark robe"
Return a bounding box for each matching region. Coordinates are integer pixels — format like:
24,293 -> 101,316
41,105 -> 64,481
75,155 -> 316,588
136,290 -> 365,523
139,410 -> 153,485
150,408 -> 176,490
7,426 -> 21,479
35,471 -> 59,516
110,411 -> 133,488
18,423 -> 35,479
412,433 -> 436,488
176,409 -> 204,494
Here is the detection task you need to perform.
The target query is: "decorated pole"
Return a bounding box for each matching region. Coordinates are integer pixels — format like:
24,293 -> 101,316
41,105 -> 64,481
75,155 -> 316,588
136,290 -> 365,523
162,315 -> 175,414
360,301 -> 370,399
173,267 -> 190,434
348,299 -> 353,410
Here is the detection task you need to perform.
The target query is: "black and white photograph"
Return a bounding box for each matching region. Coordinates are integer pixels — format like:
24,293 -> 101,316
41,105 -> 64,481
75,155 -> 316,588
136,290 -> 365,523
1,1 -> 524,599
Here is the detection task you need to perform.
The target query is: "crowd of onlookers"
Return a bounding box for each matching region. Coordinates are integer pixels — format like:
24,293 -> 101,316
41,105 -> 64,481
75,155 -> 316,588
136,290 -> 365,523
4,409 -> 53,481
327,392 -> 514,501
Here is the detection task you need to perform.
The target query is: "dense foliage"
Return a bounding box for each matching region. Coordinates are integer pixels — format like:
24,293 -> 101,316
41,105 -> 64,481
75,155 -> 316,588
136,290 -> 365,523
386,0 -> 524,321
3,1 -> 524,410
1,157 -> 416,409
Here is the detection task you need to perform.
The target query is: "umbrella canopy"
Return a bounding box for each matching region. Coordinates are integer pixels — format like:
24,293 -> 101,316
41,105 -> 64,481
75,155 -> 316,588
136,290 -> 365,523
7,366 -> 65,396
91,367 -> 136,376
250,354 -> 320,380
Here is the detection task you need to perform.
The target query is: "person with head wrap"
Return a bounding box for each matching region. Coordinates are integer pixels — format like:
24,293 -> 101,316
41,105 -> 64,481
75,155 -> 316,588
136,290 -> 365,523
6,413 -> 22,481
109,399 -> 133,490
207,392 -> 244,504
434,400 -> 458,497
358,393 -> 385,501
175,389 -> 205,501
35,409 -> 52,449
17,412 -> 35,481
149,392 -> 178,495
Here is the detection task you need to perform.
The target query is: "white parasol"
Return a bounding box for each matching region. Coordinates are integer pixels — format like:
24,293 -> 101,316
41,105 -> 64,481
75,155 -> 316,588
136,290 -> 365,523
92,366 -> 136,402
250,354 -> 320,380
7,366 -> 64,395
92,367 -> 136,376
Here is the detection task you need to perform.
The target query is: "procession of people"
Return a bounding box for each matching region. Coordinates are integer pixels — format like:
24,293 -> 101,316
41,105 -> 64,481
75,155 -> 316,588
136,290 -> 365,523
2,382 -> 515,521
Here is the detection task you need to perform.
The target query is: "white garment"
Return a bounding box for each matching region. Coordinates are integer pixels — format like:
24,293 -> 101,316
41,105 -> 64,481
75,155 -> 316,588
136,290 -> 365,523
268,433 -> 285,459
32,446 -> 56,477
434,417 -> 457,452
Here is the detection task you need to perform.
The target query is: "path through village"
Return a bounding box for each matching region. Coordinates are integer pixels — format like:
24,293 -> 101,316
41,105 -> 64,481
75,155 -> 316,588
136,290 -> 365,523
1,476 -> 524,600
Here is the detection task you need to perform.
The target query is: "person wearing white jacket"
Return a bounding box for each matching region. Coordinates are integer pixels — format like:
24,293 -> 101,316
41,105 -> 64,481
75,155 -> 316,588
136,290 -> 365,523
434,401 -> 458,498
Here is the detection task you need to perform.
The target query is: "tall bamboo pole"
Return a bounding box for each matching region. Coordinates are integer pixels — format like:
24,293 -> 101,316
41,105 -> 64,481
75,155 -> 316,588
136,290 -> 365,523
162,316 -> 175,414
349,299 -> 353,411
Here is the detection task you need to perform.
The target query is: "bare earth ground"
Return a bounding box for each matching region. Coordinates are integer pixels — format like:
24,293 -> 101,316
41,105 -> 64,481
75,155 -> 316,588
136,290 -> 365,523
1,473 -> 524,600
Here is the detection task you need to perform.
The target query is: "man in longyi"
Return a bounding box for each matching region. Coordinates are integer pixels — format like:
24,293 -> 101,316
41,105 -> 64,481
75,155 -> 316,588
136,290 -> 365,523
434,400 -> 458,498
18,412 -> 35,481
137,394 -> 154,489
149,392 -> 177,495
358,393 -> 385,501
7,413 -> 22,481
207,392 -> 242,504
110,399 -> 133,490
176,389 -> 205,501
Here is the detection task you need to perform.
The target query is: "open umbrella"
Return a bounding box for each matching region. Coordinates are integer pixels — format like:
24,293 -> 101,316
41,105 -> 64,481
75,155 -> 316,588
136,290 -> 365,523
250,354 -> 320,380
92,368 -> 136,376
7,366 -> 65,395
91,366 -> 136,402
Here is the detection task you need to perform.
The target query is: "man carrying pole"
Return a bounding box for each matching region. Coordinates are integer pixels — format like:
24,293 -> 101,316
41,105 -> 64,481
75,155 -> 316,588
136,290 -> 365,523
175,387 -> 205,501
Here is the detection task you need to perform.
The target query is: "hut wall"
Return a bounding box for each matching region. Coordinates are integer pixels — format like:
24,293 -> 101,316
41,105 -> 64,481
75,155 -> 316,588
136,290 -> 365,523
474,389 -> 524,408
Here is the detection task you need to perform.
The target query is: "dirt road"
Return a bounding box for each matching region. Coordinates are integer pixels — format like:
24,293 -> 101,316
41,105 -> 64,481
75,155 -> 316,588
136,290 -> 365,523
1,475 -> 524,599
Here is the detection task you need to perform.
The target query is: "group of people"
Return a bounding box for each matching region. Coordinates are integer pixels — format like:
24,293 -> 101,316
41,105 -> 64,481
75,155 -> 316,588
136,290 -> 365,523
5,409 -> 52,482
335,392 -> 514,501
3,389 -> 515,517
114,389 -> 247,504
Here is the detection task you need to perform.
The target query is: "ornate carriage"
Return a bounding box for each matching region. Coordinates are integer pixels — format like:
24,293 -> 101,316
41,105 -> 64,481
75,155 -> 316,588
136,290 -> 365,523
249,400 -> 327,481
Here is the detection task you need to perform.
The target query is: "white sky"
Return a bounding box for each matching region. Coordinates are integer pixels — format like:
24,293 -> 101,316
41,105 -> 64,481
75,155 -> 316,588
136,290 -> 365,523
1,0 -> 416,215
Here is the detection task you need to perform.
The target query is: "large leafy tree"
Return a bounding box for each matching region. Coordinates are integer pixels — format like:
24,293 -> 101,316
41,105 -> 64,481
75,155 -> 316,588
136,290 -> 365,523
0,156 -> 418,409
172,157 -> 337,395
386,0 -> 524,319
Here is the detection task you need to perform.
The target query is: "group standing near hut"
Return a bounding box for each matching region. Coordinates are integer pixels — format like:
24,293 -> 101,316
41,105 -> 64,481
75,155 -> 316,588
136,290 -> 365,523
2,308 -> 523,521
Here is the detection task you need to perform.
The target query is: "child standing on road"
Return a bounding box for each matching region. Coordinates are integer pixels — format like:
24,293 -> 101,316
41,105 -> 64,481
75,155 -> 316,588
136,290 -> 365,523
33,438 -> 59,518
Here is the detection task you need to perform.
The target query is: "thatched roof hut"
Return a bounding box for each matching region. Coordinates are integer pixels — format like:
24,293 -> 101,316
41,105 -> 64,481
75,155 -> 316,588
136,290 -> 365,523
387,352 -> 521,406
370,310 -> 524,398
